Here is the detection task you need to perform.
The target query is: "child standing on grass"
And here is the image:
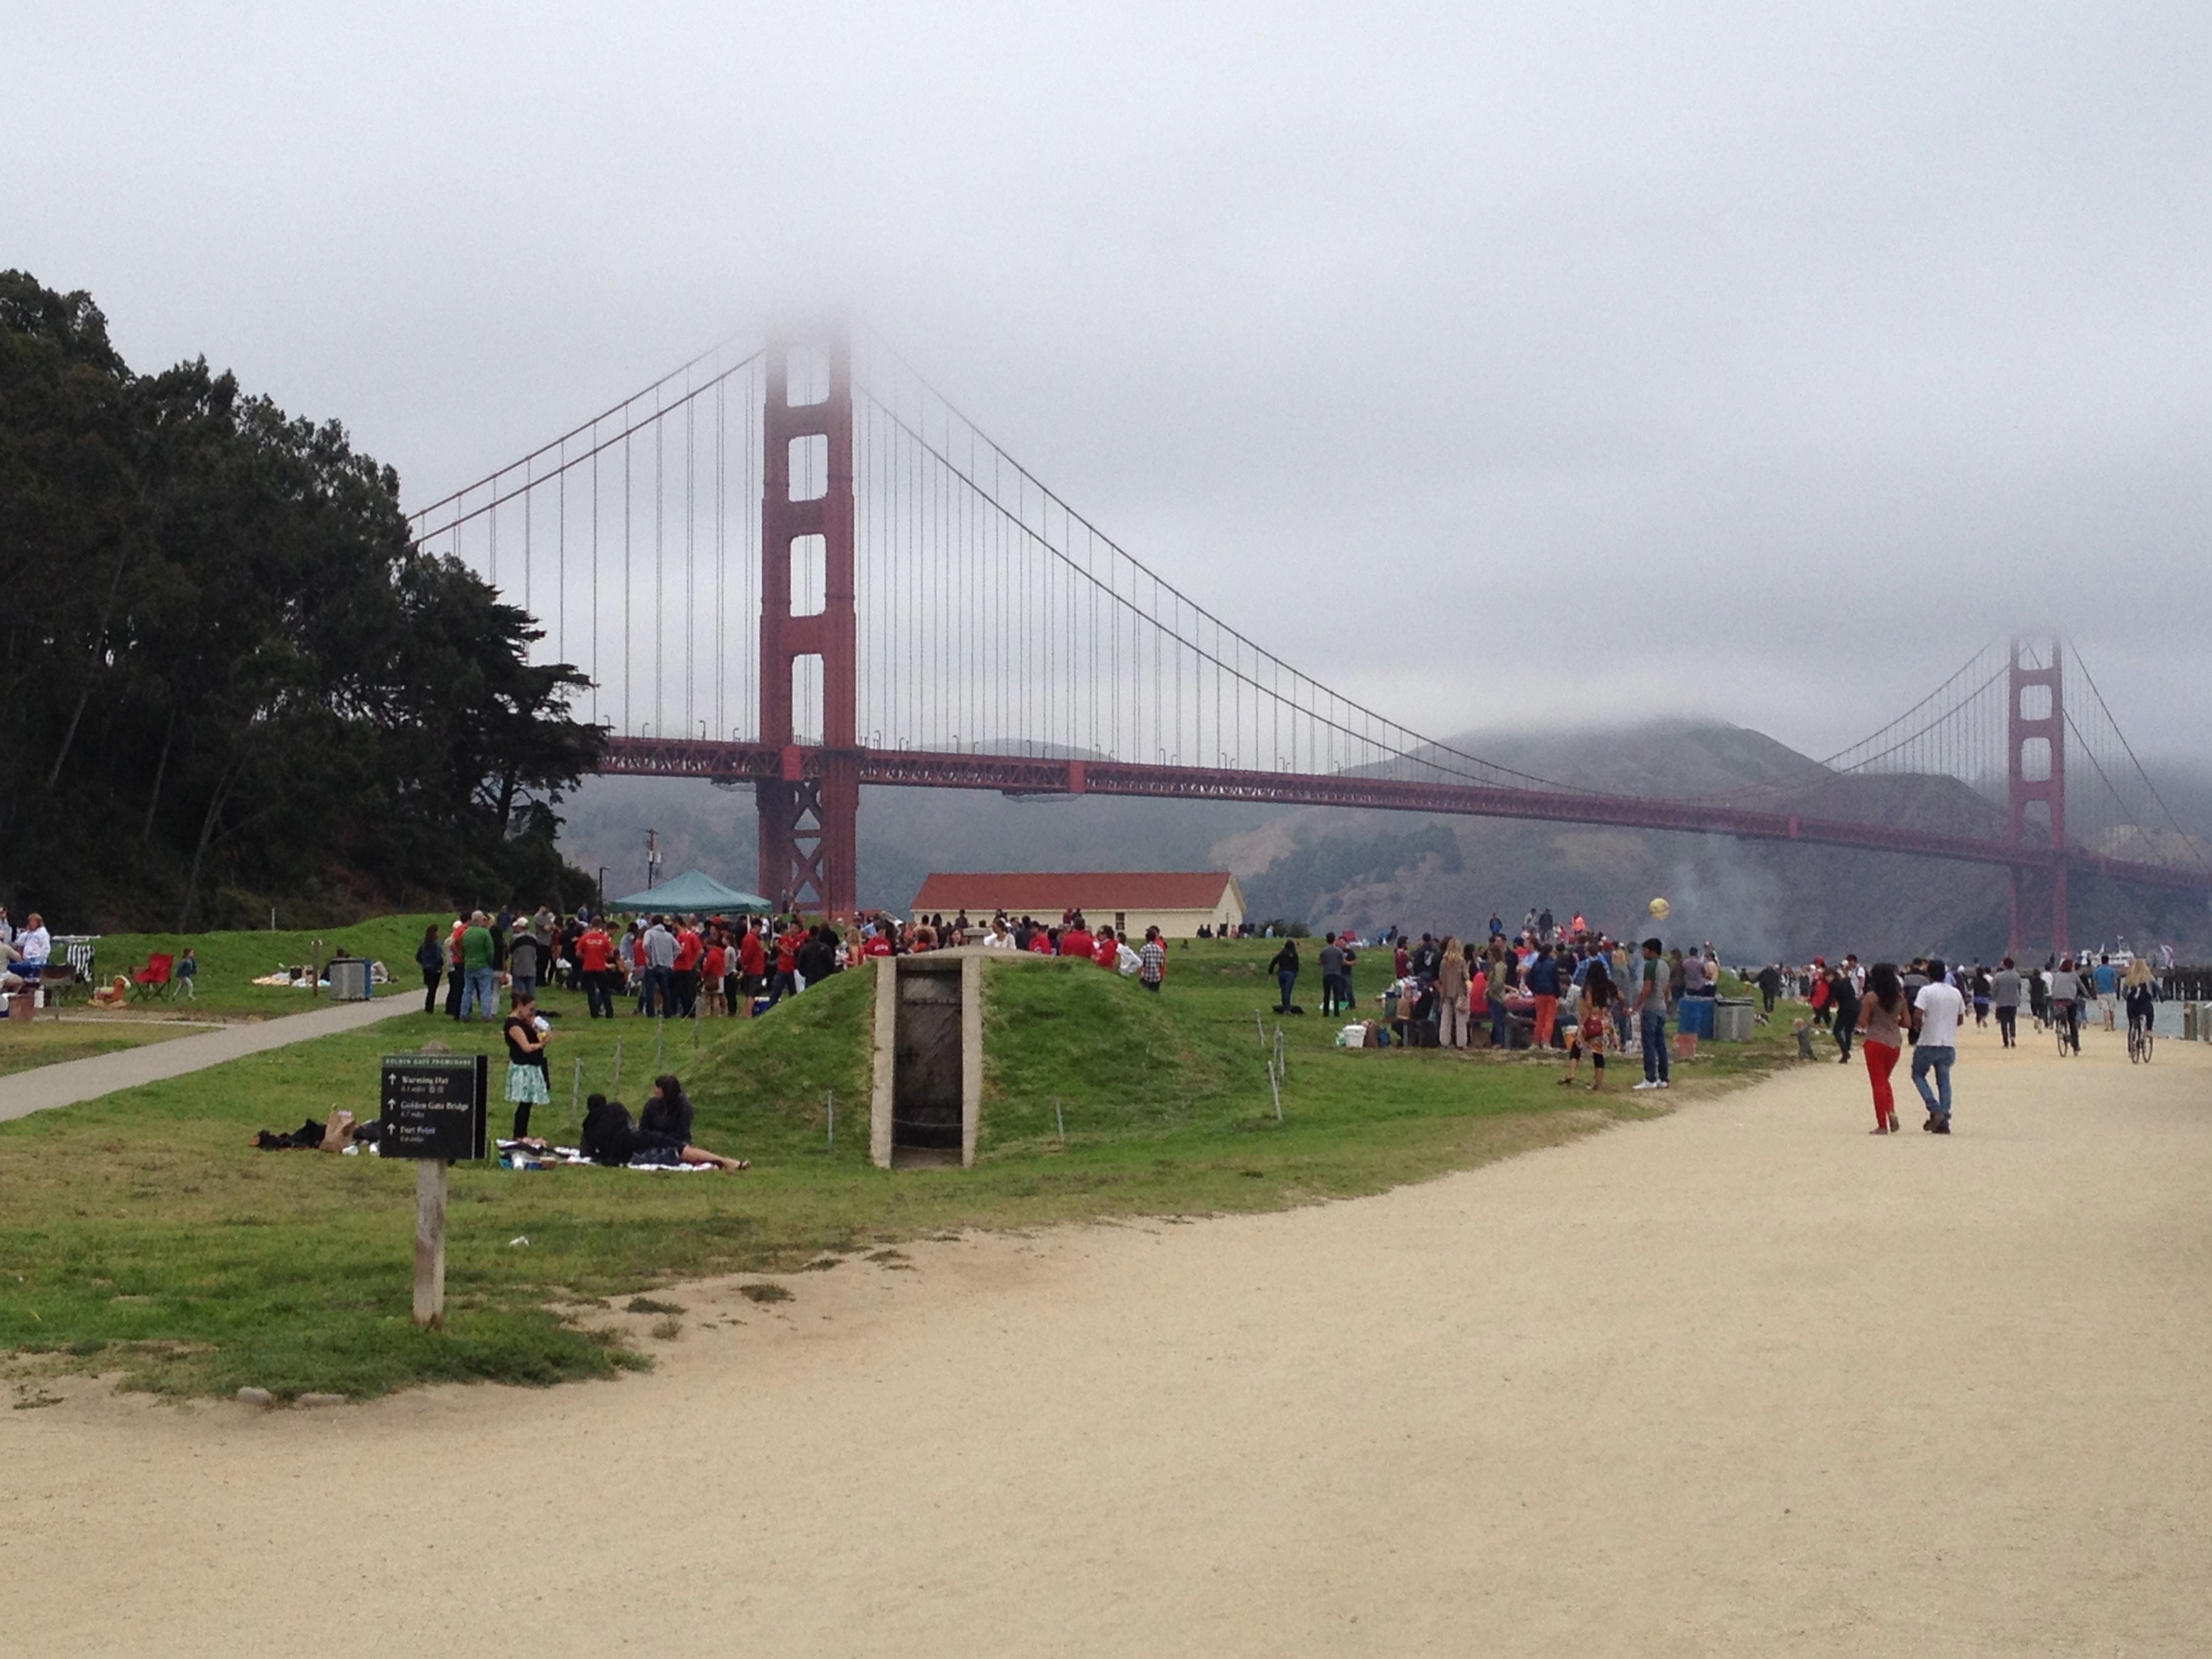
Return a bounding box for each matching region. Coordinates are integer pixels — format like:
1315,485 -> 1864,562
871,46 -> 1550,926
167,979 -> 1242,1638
176,947 -> 197,999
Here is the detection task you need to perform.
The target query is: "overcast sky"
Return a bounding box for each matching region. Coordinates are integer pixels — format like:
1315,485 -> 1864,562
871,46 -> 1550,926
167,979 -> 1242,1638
9,3 -> 2210,762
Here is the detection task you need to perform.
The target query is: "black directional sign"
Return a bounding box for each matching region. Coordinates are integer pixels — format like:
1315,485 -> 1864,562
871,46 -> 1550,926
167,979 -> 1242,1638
380,1053 -> 489,1162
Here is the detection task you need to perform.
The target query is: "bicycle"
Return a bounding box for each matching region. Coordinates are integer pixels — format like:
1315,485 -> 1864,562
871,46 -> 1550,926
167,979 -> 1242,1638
2054,1000 -> 2081,1057
2127,1009 -> 2154,1064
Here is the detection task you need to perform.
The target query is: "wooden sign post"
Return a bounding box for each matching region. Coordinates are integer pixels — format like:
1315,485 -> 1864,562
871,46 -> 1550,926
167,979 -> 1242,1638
380,1054 -> 489,1330
413,1162 -> 449,1327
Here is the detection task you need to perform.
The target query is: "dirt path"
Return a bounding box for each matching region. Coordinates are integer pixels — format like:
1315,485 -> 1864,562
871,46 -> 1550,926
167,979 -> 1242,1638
6,1022 -> 2208,1655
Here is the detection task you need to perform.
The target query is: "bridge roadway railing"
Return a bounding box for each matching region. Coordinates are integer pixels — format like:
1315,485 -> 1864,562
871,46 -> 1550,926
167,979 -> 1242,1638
594,737 -> 2210,897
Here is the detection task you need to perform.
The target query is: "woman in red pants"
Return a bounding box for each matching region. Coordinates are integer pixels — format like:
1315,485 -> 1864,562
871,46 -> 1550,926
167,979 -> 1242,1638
1857,962 -> 1906,1133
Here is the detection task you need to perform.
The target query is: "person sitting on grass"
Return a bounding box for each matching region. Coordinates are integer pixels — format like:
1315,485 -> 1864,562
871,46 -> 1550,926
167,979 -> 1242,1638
638,1073 -> 694,1148
579,1089 -> 748,1170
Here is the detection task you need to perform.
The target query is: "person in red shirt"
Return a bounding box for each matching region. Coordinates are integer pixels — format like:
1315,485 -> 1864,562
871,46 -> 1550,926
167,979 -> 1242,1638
701,937 -> 728,1015
1093,928 -> 1119,969
1028,926 -> 1056,956
862,928 -> 895,959
736,922 -> 768,1016
1060,917 -> 1095,959
769,925 -> 802,1006
670,920 -> 704,1018
577,919 -> 615,1019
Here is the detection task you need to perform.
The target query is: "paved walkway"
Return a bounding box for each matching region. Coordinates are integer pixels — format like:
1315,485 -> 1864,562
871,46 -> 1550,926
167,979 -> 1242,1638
0,996 -> 423,1122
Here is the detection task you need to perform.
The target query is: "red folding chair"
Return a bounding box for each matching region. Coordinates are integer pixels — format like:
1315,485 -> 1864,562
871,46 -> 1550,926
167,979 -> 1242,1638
132,953 -> 175,1000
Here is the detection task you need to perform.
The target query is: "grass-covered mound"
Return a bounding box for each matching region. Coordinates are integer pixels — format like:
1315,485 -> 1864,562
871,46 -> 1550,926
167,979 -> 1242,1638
0,933 -> 1805,1400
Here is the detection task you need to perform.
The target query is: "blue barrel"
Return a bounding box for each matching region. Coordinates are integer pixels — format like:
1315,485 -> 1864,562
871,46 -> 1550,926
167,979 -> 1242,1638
1676,996 -> 1716,1039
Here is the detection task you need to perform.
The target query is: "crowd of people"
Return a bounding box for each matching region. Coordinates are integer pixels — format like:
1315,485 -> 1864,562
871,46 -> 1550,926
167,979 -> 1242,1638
1277,903 -> 2181,1139
414,903 -> 1177,1031
1270,913 -> 1729,1094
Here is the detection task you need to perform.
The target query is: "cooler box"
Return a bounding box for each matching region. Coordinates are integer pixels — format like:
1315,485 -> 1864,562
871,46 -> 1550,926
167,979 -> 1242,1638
1676,997 -> 1716,1040
1713,999 -> 1755,1043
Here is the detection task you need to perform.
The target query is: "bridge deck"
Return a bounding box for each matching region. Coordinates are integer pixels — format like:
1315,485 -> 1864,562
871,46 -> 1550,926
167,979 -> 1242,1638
593,737 -> 2208,896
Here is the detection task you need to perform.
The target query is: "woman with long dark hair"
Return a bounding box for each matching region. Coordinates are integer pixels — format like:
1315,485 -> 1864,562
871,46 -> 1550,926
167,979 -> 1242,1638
1856,962 -> 1905,1133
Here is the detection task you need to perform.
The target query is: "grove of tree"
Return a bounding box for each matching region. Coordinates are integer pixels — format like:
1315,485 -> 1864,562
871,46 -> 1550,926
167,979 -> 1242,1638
0,271 -> 602,930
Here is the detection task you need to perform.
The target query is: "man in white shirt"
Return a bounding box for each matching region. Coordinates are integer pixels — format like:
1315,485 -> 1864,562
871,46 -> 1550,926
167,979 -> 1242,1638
1909,956 -> 1966,1133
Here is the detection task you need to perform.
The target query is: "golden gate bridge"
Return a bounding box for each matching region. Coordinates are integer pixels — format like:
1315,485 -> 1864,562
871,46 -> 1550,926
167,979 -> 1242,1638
407,325 -> 2210,956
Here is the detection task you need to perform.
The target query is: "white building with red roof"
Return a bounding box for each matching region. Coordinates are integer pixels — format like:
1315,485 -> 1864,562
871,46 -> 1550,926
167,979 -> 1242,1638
909,872 -> 1246,939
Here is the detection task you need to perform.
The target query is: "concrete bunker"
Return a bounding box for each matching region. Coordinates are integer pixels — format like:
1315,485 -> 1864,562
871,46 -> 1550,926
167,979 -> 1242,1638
871,952 -> 982,1168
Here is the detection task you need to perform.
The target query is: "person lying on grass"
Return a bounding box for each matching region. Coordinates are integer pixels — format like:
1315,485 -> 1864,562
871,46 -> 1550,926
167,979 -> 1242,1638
580,1087 -> 749,1170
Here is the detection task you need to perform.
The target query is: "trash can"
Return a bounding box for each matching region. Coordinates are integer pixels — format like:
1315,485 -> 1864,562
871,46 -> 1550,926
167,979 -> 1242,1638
326,957 -> 371,1001
1714,999 -> 1755,1043
1676,996 -> 1716,1040
2185,1003 -> 2199,1042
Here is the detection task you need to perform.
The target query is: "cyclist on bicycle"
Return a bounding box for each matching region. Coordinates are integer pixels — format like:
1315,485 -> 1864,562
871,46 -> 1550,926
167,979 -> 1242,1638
2048,956 -> 2083,1055
2123,958 -> 2157,1055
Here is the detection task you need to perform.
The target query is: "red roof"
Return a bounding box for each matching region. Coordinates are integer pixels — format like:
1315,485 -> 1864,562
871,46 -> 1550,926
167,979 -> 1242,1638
910,871 -> 1242,915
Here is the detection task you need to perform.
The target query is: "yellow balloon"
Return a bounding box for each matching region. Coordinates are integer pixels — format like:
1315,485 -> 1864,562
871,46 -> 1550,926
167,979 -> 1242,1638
1648,897 -> 1671,920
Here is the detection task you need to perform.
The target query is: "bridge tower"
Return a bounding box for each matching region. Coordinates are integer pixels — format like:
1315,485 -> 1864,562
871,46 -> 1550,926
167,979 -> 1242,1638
756,328 -> 859,917
2005,636 -> 2067,962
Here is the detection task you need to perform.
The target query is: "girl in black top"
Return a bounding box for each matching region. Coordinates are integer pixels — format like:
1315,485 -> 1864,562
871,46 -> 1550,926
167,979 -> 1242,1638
502,989 -> 551,1140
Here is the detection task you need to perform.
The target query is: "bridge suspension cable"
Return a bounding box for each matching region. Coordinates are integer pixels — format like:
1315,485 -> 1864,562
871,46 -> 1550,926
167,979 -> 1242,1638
403,320 -> 2206,920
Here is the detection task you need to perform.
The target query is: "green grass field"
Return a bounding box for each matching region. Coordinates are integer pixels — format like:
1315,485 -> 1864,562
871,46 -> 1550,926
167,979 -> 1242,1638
0,928 -> 1802,1401
67,915 -> 445,1018
0,1019 -> 199,1077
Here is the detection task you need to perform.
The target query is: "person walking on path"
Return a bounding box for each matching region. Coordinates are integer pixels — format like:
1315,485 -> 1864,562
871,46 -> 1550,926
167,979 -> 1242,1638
2093,954 -> 2121,1030
458,912 -> 498,1022
415,925 -> 445,1015
1991,958 -> 2022,1048
1856,962 -> 1906,1133
1268,937 -> 1300,1014
502,988 -> 552,1141
1633,937 -> 1670,1092
1436,937 -> 1470,1048
1829,965 -> 1861,1064
1910,957 -> 1965,1133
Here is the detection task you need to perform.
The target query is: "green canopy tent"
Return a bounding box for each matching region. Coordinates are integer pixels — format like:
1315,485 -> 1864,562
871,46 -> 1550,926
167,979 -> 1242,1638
604,869 -> 772,915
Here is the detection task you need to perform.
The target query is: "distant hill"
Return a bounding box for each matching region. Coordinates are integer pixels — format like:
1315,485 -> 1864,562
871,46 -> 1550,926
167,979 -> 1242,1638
1237,721 -> 2211,962
556,722 -> 2212,962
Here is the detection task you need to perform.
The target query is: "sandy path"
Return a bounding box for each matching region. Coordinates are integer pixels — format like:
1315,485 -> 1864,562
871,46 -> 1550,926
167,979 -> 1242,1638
5,1022 -> 2208,1655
